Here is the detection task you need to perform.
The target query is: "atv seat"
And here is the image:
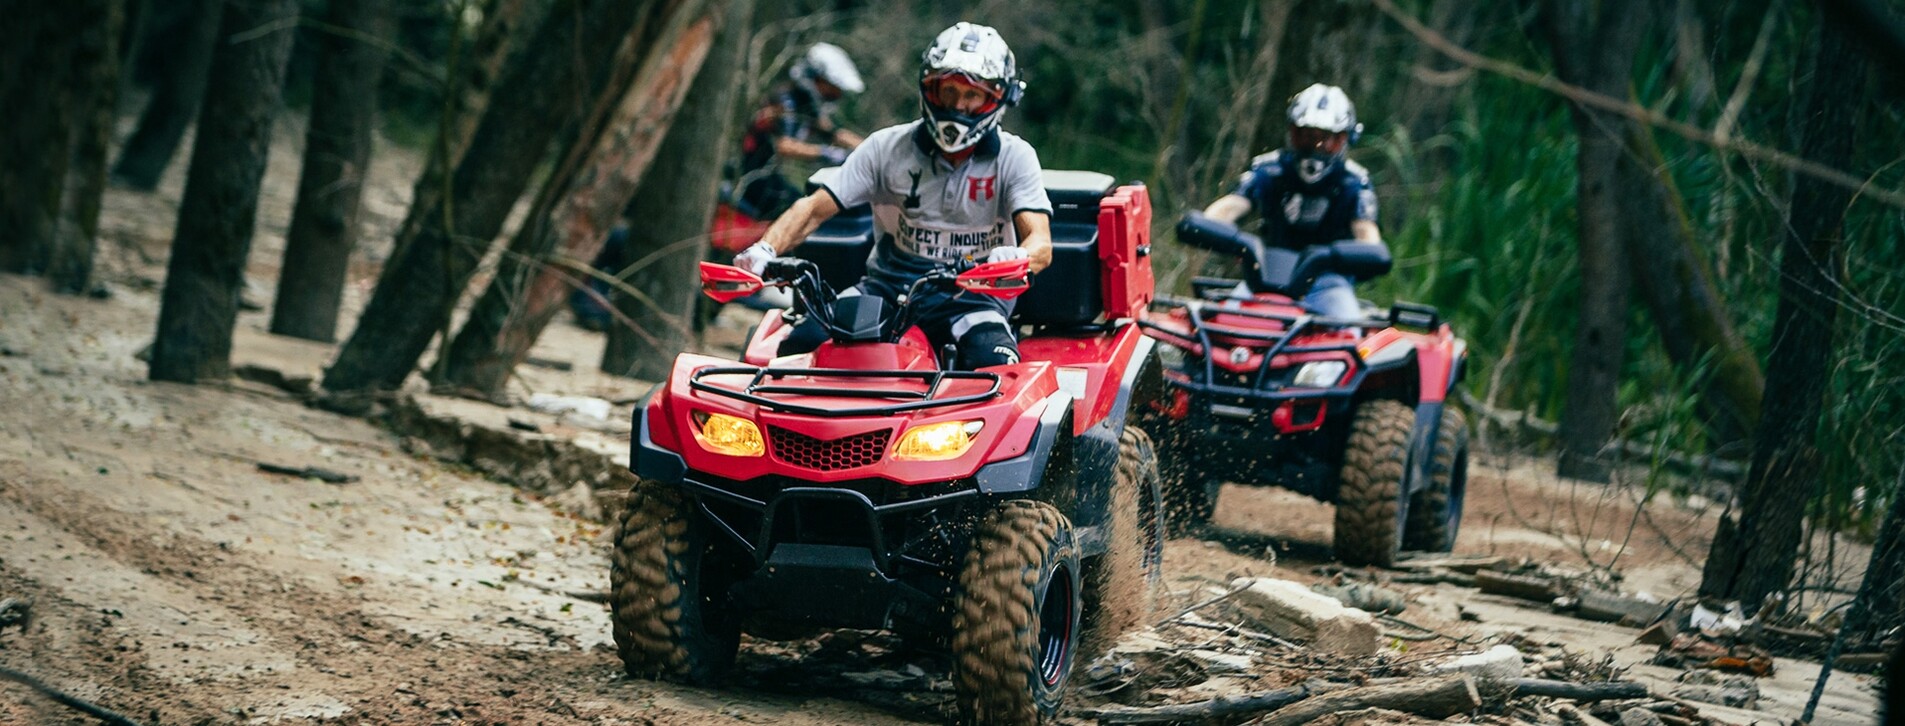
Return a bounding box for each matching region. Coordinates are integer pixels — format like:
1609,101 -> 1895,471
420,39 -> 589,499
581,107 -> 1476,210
800,168 -> 1123,328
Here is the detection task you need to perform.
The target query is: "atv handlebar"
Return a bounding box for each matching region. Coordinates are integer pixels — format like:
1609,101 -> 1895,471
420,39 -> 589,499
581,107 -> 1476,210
1174,211 -> 1392,295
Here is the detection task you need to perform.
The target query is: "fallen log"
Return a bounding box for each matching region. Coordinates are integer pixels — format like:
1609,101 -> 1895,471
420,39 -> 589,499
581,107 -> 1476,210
1394,555 -> 1507,573
1088,683 -> 1318,724
1576,590 -> 1672,627
1256,674 -> 1482,726
1513,678 -> 1651,701
1476,570 -> 1563,602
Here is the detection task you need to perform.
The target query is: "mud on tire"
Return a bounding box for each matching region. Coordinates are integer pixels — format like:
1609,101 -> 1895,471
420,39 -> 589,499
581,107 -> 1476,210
1404,408 -> 1469,552
952,500 -> 1082,725
1081,425 -> 1165,656
1333,400 -> 1414,568
609,480 -> 739,685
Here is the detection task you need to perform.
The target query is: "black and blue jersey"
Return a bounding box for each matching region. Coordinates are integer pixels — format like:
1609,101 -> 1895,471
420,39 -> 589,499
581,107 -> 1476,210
1232,150 -> 1378,249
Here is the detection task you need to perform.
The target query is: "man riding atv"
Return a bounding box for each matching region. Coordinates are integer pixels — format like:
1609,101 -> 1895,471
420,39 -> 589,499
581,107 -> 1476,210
733,21 -> 1052,371
1199,83 -> 1380,320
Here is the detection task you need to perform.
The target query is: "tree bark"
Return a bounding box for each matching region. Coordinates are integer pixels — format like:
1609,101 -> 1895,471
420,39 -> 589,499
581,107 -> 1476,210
269,0 -> 393,342
386,0 -> 544,266
110,0 -> 221,191
321,0 -> 658,394
437,0 -> 720,395
0,5 -> 86,275
48,0 -> 128,295
1546,0 -> 1649,483
1613,125 -> 1763,444
148,0 -> 299,384
1701,18 -> 1868,608
603,0 -> 754,381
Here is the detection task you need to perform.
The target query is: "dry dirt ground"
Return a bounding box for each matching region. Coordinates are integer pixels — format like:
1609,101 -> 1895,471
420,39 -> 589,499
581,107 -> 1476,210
0,120 -> 1885,724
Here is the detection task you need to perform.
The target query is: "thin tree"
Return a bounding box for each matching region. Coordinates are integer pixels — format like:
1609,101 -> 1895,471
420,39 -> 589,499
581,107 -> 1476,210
1544,0 -> 1649,483
270,0 -> 394,342
0,4 -> 88,275
49,0 -> 129,295
386,0 -> 545,264
1700,16 -> 1869,608
436,0 -> 719,396
148,0 -> 300,384
110,0 -> 222,192
604,0 -> 756,381
321,0 -> 658,395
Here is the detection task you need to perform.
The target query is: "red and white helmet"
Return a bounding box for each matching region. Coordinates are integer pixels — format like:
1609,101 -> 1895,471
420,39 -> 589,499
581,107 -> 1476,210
1286,83 -> 1362,184
918,22 -> 1023,154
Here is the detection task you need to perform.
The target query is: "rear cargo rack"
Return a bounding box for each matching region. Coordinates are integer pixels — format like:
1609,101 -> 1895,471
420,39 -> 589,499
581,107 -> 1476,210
689,366 -> 1003,417
1141,295 -> 1369,402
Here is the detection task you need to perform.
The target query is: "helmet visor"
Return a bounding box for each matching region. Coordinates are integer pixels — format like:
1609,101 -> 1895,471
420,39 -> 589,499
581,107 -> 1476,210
923,71 -> 1003,115
1290,126 -> 1348,155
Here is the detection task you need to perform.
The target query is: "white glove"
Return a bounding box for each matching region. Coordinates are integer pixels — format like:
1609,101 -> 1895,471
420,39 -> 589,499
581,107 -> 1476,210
986,246 -> 1030,264
734,241 -> 776,276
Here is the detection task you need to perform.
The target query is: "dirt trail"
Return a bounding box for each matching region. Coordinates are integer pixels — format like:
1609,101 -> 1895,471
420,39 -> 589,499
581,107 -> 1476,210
0,121 -> 1883,724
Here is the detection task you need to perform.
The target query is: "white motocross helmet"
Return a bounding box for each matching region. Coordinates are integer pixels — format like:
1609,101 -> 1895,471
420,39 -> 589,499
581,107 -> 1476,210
1286,83 -> 1363,184
918,22 -> 1024,154
791,42 -> 864,99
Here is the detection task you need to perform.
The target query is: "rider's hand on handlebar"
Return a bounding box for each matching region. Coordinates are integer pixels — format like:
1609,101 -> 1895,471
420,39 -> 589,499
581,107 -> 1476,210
734,241 -> 776,276
985,246 -> 1030,264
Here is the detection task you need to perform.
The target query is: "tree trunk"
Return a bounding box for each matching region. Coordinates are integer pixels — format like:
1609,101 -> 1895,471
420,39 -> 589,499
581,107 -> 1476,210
387,0 -> 544,266
49,0 -> 128,295
110,0 -> 221,191
437,0 -> 720,396
1700,18 -> 1868,608
0,6 -> 85,275
1546,0 -> 1649,483
148,0 -> 299,384
602,0 -> 755,381
321,0 -> 658,394
1614,124 -> 1763,444
269,0 -> 393,342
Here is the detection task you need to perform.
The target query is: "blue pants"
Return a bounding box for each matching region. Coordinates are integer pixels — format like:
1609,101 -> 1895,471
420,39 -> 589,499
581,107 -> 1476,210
1303,272 -> 1362,320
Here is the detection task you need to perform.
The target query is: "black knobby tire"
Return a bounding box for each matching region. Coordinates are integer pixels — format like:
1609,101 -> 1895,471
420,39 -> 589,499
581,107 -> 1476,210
951,500 -> 1082,725
609,480 -> 740,685
1081,425 -> 1165,656
1333,400 -> 1415,568
1404,408 -> 1470,552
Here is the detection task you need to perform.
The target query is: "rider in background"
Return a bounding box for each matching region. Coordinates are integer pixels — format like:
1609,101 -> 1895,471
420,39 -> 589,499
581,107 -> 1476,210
735,42 -> 867,220
570,43 -> 867,330
1200,83 -> 1380,320
733,22 -> 1053,370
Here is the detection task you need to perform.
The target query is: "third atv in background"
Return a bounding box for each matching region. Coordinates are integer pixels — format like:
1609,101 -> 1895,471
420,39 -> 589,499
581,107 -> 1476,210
1139,212 -> 1470,568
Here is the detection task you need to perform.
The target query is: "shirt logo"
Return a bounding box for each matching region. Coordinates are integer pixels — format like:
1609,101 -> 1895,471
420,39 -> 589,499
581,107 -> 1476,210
968,175 -> 996,201
903,169 -> 923,210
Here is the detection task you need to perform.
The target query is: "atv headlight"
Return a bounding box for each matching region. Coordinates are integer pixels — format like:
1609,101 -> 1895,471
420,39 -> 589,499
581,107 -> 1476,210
1291,360 -> 1348,388
692,411 -> 764,457
892,420 -> 984,461
1156,342 -> 1187,370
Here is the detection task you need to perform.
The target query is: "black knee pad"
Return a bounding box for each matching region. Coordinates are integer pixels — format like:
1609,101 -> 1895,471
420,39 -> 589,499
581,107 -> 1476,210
777,315 -> 829,357
956,322 -> 1019,369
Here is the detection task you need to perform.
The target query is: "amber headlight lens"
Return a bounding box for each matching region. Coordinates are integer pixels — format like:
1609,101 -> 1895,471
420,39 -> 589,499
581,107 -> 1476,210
692,411 -> 764,457
892,420 -> 984,461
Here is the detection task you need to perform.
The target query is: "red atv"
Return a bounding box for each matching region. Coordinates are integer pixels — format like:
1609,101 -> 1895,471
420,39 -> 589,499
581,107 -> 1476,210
1138,212 -> 1470,568
611,175 -> 1166,724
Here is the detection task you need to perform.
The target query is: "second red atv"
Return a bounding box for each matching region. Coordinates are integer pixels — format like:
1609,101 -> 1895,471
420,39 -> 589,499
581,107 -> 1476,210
1138,212 -> 1471,568
611,174 -> 1166,724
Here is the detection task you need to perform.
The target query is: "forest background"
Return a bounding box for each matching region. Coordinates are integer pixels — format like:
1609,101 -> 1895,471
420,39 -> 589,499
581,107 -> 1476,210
2,0 -> 1902,642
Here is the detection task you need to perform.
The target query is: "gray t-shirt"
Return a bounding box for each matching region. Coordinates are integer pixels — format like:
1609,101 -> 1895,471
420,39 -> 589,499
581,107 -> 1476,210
817,121 -> 1051,282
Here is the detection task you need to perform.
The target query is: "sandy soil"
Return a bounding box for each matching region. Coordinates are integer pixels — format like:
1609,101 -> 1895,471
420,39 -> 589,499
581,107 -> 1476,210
0,119 -> 1884,724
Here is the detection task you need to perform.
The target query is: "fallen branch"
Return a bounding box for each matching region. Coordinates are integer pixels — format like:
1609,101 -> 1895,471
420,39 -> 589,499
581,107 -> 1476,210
1512,678 -> 1651,701
0,664 -> 145,726
1087,682 -> 1319,724
1256,673 -> 1482,726
255,463 -> 358,484
1475,570 -> 1563,603
1456,389 -> 1745,480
